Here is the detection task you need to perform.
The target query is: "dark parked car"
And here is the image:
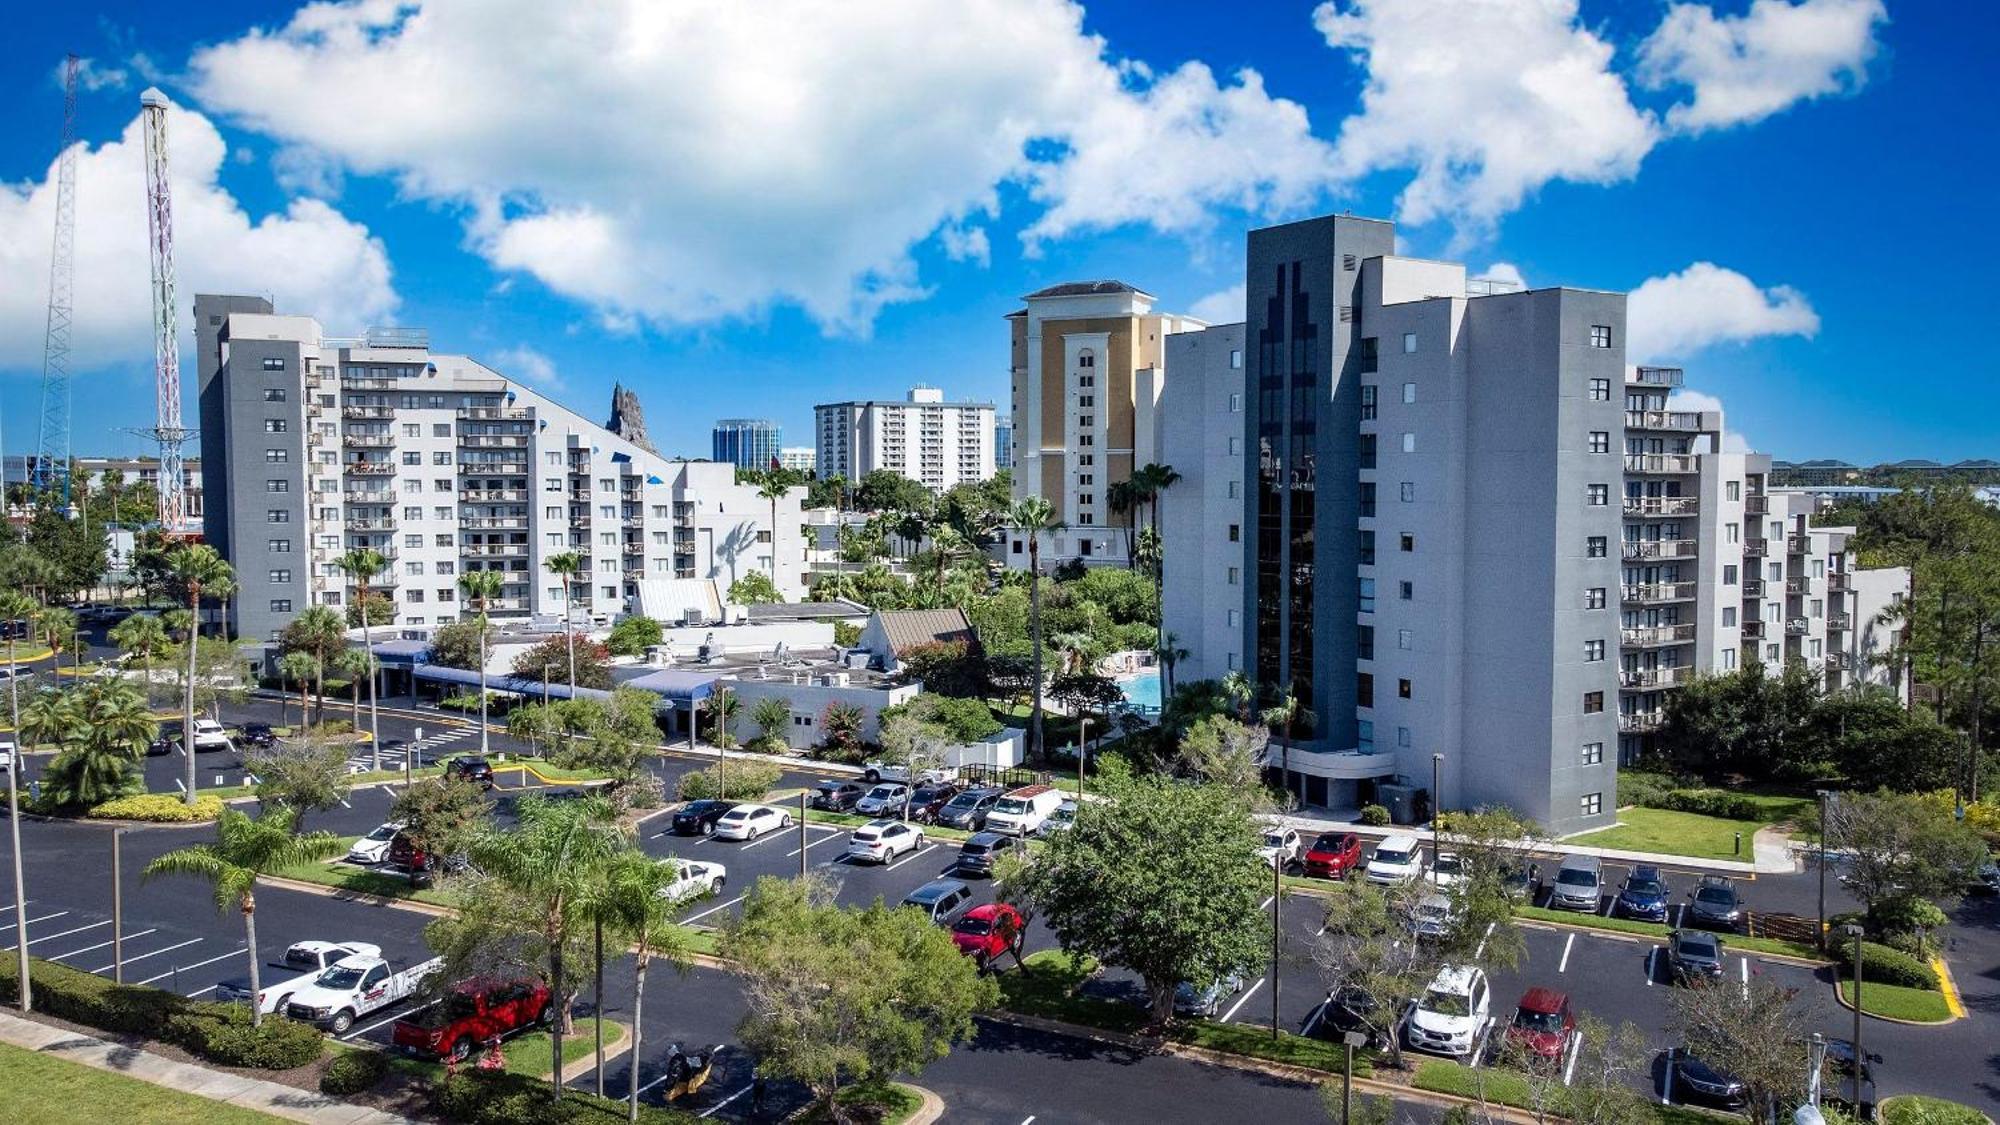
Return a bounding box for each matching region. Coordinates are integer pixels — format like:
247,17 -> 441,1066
448,755 -> 495,790
1502,861 -> 1543,902
900,879 -> 974,926
1666,929 -> 1725,984
1686,875 -> 1743,930
386,833 -> 472,887
670,799 -> 740,836
908,782 -> 962,824
146,733 -> 177,757
1669,1048 -> 1747,1108
1616,864 -> 1671,922
809,780 -> 865,813
0,619 -> 31,642
1317,984 -> 1383,1044
954,831 -> 1021,877
934,787 -> 1003,831
238,722 -> 277,749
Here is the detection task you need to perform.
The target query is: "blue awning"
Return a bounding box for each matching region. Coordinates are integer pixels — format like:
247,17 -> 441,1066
611,451 -> 631,463
413,663 -> 619,704
370,639 -> 431,665
617,669 -> 721,704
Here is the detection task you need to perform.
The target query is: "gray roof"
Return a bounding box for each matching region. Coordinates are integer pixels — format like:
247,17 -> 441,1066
1022,280 -> 1153,301
746,599 -> 871,622
873,608 -> 977,655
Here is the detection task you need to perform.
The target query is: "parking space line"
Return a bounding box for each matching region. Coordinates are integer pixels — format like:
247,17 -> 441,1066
94,936 -> 202,973
785,831 -> 845,858
1738,956 -> 1748,999
1258,894 -> 1275,911
344,998 -> 436,1042
49,928 -> 155,963
1020,1117 -> 1038,1125
1473,921 -> 1495,961
1645,947 -> 1657,987
696,1084 -> 754,1118
187,984 -> 220,997
1558,933 -> 1575,972
737,827 -> 799,851
8,919 -> 109,950
137,946 -> 244,986
1601,896 -> 1616,917
1562,1031 -> 1582,1086
19,910 -> 70,930
884,843 -> 939,873
684,894 -> 746,924
1218,978 -> 1264,1023
1301,997 -> 1330,1038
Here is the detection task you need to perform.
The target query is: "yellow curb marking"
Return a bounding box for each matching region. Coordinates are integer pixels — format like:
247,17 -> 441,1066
1934,955 -> 1968,1019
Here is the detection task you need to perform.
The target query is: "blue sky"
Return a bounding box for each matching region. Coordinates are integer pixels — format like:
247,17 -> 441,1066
1,0 -> 1994,465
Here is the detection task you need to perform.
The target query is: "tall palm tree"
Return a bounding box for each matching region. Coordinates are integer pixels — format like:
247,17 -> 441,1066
591,852 -> 695,1123
284,606 -> 348,729
824,472 -> 849,513
543,551 -> 585,689
1159,631 -> 1191,699
1262,690 -> 1300,804
36,607 -> 78,676
336,648 -> 377,731
1136,463 -> 1181,672
755,471 -> 791,588
144,807 -> 343,1026
167,545 -> 234,807
458,569 -> 506,756
466,794 -> 624,1103
110,613 -> 171,705
35,680 -> 153,808
1008,496 -> 1063,763
927,524 -> 972,608
333,548 -> 387,768
0,590 -> 36,738
278,650 -> 318,731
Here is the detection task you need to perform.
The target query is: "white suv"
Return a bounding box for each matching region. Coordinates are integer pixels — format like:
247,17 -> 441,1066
1406,965 -> 1491,1058
190,718 -> 234,752
845,819 -> 926,865
1364,834 -> 1428,886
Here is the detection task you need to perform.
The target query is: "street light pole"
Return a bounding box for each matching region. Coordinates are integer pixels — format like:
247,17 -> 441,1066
112,829 -> 124,984
1431,753 -> 1444,879
1844,923 -> 1865,1114
4,740 -> 28,1012
1271,846 -> 1281,1042
1076,715 -> 1090,803
1816,790 -> 1831,952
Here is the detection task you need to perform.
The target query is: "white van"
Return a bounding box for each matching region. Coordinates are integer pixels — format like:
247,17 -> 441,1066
983,784 -> 1065,836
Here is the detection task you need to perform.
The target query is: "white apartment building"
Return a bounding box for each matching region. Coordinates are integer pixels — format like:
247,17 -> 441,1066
1153,324 -> 1246,688
779,446 -> 816,474
814,386 -> 995,492
195,295 -> 808,643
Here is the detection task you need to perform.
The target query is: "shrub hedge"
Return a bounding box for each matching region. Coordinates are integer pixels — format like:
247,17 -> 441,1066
86,794 -> 225,823
433,1070 -> 701,1124
319,1048 -> 389,1095
677,760 -> 783,802
0,954 -> 324,1069
1644,787 -> 1765,821
1358,804 -> 1391,827
1833,939 -> 1940,991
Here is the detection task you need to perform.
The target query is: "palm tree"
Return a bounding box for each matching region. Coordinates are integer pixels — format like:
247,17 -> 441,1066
0,590 -> 39,736
466,794 -> 624,1103
36,607 -> 79,676
19,688 -> 80,757
458,569 -> 506,756
278,650 -> 318,731
336,649 -> 377,731
36,680 -> 152,808
592,852 -> 694,1123
824,472 -> 849,513
283,606 -> 348,729
1136,463 -> 1181,672
1220,670 -> 1253,722
1261,690 -> 1300,804
167,545 -> 235,807
1008,496 -> 1063,763
544,551 -> 586,689
110,613 -> 171,705
1159,631 -> 1191,699
927,524 -> 972,608
755,471 -> 792,588
334,548 -> 387,767
144,807 -> 343,1026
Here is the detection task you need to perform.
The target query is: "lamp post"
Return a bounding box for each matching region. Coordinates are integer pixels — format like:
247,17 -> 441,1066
1271,843 -> 1282,1042
1816,790 -> 1832,951
542,663 -> 553,708
4,740 -> 27,1012
1843,923 -> 1865,1115
1431,753 -> 1444,879
1342,1030 -> 1367,1122
1076,715 -> 1090,802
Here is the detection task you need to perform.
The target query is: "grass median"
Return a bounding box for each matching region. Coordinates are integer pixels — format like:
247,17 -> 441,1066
1879,1094 -> 1992,1124
1513,905 -> 1823,961
1839,979 -> 1954,1023
1413,1059 -> 1735,1123
0,1040 -> 285,1124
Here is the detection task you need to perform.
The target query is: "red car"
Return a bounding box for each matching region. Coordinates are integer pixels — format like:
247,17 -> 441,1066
1503,987 -> 1577,1062
1302,832 -> 1364,879
950,903 -> 1026,970
390,977 -> 551,1062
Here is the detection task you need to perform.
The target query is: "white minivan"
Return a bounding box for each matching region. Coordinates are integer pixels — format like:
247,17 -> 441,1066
1364,834 -> 1428,886
982,784 -> 1065,836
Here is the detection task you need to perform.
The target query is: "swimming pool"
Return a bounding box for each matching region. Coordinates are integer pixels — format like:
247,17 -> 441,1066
1117,669 -> 1161,713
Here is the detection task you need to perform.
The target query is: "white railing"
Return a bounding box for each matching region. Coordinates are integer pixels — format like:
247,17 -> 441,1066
1623,582 -> 1697,604
1621,624 -> 1697,646
1624,496 -> 1700,517
1625,453 -> 1700,474
1622,539 -> 1698,560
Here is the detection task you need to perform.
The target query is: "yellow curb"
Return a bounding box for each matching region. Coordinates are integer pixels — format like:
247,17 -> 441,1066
0,649 -> 56,665
1934,955 -> 1968,1019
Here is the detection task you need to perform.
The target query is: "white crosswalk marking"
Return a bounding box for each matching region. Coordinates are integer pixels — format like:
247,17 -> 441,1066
345,726 -> 474,773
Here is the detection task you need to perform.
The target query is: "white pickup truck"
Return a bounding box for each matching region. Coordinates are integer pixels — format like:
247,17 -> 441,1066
862,760 -> 960,785
281,954 -> 442,1034
216,940 -> 382,1014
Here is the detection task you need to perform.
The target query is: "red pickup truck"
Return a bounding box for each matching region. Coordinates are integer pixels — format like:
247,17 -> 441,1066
390,977 -> 551,1062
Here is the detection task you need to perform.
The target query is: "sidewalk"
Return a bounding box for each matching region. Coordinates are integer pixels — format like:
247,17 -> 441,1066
1268,809 -> 1798,875
0,1009 -> 413,1125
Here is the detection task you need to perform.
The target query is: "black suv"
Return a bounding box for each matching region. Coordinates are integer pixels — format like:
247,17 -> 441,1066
448,755 -> 495,790
670,799 -> 739,835
934,787 -> 1004,832
954,831 -> 1021,877
1686,875 -> 1743,930
809,780 -> 865,813
1666,929 -> 1725,984
238,722 -> 277,749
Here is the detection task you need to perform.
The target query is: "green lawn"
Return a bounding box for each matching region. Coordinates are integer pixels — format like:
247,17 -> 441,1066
389,1017 -> 624,1080
796,1081 -> 925,1124
0,1040 -> 284,1124
1840,979 -> 1954,1023
1567,799 -> 1810,863
1879,1094 -> 1993,1124
1412,1059 -> 1735,1123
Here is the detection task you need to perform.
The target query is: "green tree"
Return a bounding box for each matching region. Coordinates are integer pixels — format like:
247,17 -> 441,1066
36,606 -> 80,674
345,590 -> 394,628
754,471 -> 792,586
852,469 -> 931,515
248,736 -> 352,830
1823,789 -> 1987,932
722,874 -> 997,1121
1666,972 -> 1816,1119
1014,774 -> 1267,1023
110,612 -> 171,706
543,550 -> 587,688
335,648 -> 377,730
895,639 -> 987,698
167,545 -> 234,807
593,852 -> 696,1122
727,571 -> 783,606
1176,715 -> 1270,794
277,650 -> 318,730
26,502 -> 107,601
143,807 -> 344,1026
425,619 -> 484,671
605,615 -> 662,657
23,680 -> 152,809
389,776 -> 491,861
1655,661 -> 1826,780
458,570 -> 506,756
280,606 -> 348,728
749,696 -> 792,752
1008,496 -> 1063,763
510,633 -> 613,691
334,548 -> 387,761
806,473 -> 847,511
819,701 -> 864,758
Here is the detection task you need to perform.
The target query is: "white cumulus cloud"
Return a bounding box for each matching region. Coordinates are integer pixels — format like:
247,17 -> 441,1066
1312,0 -> 1657,236
0,96 -> 398,374
1639,0 -> 1887,134
58,57 -> 129,93
490,345 -> 561,391
1188,283 -> 1247,325
187,0 -> 1338,337
1626,262 -> 1819,362
1476,262 -> 1526,287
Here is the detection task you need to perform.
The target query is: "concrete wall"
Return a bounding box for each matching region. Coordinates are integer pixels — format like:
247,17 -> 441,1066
724,677 -> 921,748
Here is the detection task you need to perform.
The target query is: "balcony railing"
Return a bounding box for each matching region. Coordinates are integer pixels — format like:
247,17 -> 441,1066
1621,666 -> 1694,689
1742,578 -> 1765,598
1630,366 -> 1683,386
344,518 -> 396,531
1625,410 -> 1705,431
344,490 -> 397,504
1786,576 -> 1813,595
1745,494 -> 1769,515
343,461 -> 396,476
1622,539 -> 1698,561
340,375 -> 397,390
342,434 -> 394,448
1787,534 -> 1810,555
461,543 -> 529,557
1825,572 -> 1852,592
341,405 -> 394,420
1742,620 -> 1766,639
458,434 -> 530,449
1624,496 -> 1700,517
1826,652 -> 1854,671
1744,538 -> 1769,557
1785,617 -> 1810,636
1621,623 -> 1697,647
462,516 -> 527,530
1827,614 -> 1852,632
1623,582 -> 1697,605
1624,453 -> 1700,474
1619,711 -> 1666,733
459,461 -> 527,475
457,407 -> 534,421
460,489 -> 528,502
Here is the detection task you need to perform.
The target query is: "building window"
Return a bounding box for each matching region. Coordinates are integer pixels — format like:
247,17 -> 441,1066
1723,564 -> 1738,585
1722,647 -> 1737,670
270,599 -> 292,613
434,452 -> 451,465
1723,606 -> 1737,627
263,388 -> 287,402
1581,792 -> 1603,817
267,539 -> 290,553
266,480 -> 289,493
1360,384 -> 1377,420
1725,522 -> 1740,544
261,357 -> 285,371
400,452 -> 420,465
267,509 -> 289,523
1586,483 -> 1608,506
1360,530 -> 1375,566
1401,432 -> 1415,454
263,419 -> 287,433
1582,691 -> 1604,714
1588,378 -> 1611,401
1726,481 -> 1741,501
1400,533 -> 1414,552
1357,720 -> 1373,752
1585,587 -> 1606,609
1586,536 -> 1607,558
405,534 -> 423,548
1077,351 -> 1094,368
1358,578 -> 1375,613
1357,673 -> 1373,708
1226,480 -> 1240,498
1397,628 -> 1413,650
265,448 -> 288,462
1229,349 -> 1242,370
1589,325 -> 1611,348
1398,678 -> 1412,700
1402,333 -> 1418,355
1399,482 -> 1415,503
1228,392 -> 1242,411
1227,566 -> 1239,585
1359,337 -> 1379,374
1582,742 -> 1604,766
1398,580 -> 1413,601
407,590 -> 425,603
1357,625 -> 1374,660
1588,431 -> 1609,454
268,569 -> 291,584
1584,639 -> 1605,661
1359,433 -> 1377,469
1227,524 -> 1239,542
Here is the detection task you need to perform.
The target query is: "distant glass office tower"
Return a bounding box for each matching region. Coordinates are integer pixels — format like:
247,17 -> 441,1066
712,419 -> 782,471
994,422 -> 1012,472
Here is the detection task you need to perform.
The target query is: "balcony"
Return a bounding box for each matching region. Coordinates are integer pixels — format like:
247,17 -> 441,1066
1622,623 -> 1697,647
463,516 -> 528,530
340,375 -> 396,390
1744,538 -> 1769,557
1621,665 -> 1694,690
1745,494 -> 1769,515
622,515 -> 645,529
1742,620 -> 1766,639
1825,572 -> 1852,592
1787,534 -> 1810,555
570,516 -> 592,529
341,405 -> 394,420
460,488 -> 527,502
1827,614 -> 1852,632
1785,617 -> 1810,636
1623,582 -> 1697,605
344,490 -> 397,505
1619,711 -> 1666,733
1742,578 -> 1765,598
1786,576 -> 1813,595
462,542 -> 529,557
1624,496 -> 1700,517
1625,410 -> 1705,432
344,461 -> 396,476
344,517 -> 396,531
458,434 -> 530,449
1826,651 -> 1854,671
342,434 -> 394,448
457,407 -> 534,421
1630,366 -> 1683,387
1624,453 -> 1700,474
459,461 -> 527,475
1622,539 -> 1697,561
